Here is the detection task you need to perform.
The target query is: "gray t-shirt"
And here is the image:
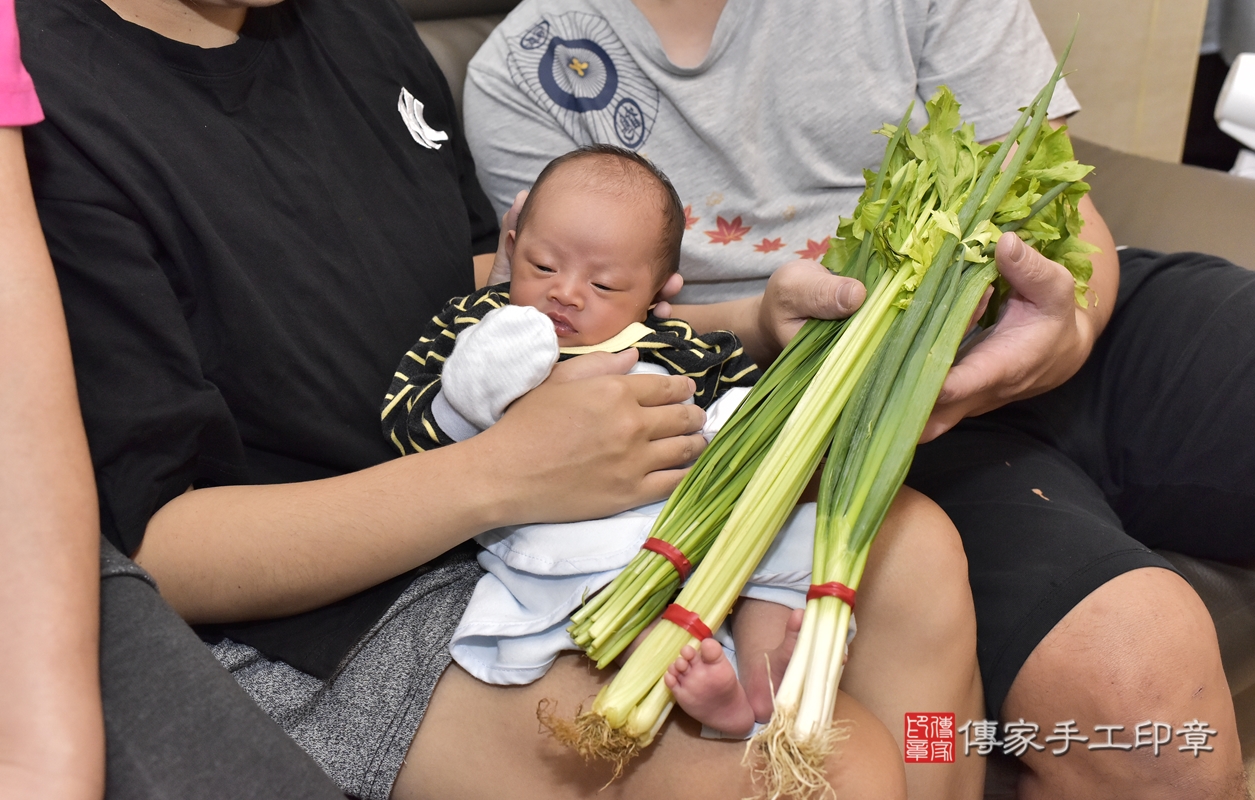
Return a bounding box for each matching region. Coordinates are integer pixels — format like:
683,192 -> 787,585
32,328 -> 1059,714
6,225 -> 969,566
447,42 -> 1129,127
464,0 -> 1079,303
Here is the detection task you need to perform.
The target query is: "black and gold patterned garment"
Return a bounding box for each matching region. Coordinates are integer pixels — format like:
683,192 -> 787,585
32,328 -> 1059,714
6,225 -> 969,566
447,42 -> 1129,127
381,283 -> 760,454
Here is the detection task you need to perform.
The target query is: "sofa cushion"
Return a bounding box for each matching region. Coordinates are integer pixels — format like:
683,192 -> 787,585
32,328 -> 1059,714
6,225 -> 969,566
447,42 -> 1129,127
398,0 -> 518,21
414,16 -> 506,118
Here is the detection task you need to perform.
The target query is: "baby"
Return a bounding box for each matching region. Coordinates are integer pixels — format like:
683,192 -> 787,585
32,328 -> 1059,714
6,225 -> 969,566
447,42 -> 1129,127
381,145 -> 816,737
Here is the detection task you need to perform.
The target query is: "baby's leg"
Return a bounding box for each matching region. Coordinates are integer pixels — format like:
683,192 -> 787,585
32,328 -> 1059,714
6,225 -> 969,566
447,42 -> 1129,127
730,599 -> 804,722
663,638 -> 755,736
623,617 -> 755,733
661,599 -> 803,736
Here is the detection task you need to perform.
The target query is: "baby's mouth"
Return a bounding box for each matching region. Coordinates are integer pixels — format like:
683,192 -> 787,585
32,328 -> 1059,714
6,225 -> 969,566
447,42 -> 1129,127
547,312 -> 577,337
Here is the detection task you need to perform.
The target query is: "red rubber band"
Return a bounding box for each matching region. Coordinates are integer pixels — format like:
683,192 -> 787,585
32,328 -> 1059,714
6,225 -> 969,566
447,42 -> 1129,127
661,603 -> 712,641
641,537 -> 692,581
806,581 -> 857,609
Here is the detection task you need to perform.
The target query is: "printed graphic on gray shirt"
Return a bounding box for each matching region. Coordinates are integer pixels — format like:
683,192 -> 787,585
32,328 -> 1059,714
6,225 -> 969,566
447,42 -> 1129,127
506,12 -> 659,150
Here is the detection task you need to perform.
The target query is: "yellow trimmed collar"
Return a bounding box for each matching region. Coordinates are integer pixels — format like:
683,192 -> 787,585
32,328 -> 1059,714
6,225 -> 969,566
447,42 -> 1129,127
558,321 -> 654,355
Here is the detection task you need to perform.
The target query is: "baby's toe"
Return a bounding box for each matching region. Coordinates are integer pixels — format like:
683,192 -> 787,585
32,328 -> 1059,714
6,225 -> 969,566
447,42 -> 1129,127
698,638 -> 724,664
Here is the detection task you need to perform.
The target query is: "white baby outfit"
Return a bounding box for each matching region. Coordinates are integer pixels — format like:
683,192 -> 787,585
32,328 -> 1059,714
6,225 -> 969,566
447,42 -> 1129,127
438,305 -> 824,690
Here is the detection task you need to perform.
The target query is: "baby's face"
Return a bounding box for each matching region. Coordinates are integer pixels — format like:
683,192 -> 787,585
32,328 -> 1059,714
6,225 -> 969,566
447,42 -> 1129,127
508,174 -> 664,348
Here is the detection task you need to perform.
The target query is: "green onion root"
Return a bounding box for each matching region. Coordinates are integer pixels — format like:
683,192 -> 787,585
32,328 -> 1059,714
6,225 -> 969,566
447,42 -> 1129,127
745,705 -> 851,800
536,701 -> 641,782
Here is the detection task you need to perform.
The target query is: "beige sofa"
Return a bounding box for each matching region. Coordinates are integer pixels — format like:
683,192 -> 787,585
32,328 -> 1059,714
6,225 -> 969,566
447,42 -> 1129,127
400,0 -> 1255,792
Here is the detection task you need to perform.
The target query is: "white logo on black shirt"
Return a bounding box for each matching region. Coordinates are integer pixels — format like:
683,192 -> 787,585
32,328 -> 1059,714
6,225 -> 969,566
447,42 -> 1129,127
397,87 -> 449,150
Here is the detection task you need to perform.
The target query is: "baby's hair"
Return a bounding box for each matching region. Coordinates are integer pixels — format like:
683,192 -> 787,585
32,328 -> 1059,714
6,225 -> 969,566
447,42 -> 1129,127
515,144 -> 685,285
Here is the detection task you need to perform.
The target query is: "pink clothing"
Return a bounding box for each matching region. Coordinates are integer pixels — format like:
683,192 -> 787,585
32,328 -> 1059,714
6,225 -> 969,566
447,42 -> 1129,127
1,0 -> 41,126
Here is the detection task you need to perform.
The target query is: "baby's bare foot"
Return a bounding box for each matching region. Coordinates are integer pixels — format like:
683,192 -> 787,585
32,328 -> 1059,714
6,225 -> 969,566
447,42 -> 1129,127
664,638 -> 755,736
746,608 -> 804,722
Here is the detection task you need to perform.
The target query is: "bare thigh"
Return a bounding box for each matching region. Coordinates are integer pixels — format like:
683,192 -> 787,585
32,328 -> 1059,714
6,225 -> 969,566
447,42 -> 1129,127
394,653 -> 906,800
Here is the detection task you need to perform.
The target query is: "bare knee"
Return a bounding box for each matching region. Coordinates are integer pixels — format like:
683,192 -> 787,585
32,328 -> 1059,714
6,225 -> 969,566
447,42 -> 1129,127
1007,568 -> 1245,798
1012,569 -> 1226,715
880,486 -> 970,583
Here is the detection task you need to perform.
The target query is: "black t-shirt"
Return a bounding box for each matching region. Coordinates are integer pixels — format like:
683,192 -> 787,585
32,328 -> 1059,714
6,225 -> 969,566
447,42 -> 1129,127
18,0 -> 498,676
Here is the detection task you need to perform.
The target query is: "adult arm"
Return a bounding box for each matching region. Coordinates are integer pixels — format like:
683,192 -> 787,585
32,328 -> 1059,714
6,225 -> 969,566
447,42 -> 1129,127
0,127 -> 104,800
137,350 -> 707,623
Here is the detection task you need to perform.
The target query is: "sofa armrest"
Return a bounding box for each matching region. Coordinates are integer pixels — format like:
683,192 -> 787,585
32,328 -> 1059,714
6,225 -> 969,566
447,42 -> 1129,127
1072,138 -> 1255,270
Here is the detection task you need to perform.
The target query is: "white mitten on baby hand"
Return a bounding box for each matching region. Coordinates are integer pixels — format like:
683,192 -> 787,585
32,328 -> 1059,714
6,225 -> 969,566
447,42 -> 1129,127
438,305 -> 559,433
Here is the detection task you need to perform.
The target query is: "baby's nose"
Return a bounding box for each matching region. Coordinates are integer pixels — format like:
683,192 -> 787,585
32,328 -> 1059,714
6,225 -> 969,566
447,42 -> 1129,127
549,281 -> 582,308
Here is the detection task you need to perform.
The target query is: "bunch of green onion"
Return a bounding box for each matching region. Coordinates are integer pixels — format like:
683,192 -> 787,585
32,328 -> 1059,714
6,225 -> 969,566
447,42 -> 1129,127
754,45 -> 1096,798
549,44 -> 1095,791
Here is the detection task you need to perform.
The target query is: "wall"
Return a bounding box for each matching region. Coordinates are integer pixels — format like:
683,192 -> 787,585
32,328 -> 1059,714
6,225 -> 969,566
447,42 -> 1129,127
1030,0 -> 1210,162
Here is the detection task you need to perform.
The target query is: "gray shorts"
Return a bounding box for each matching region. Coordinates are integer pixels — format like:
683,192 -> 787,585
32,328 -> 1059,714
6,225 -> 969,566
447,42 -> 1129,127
213,548 -> 482,800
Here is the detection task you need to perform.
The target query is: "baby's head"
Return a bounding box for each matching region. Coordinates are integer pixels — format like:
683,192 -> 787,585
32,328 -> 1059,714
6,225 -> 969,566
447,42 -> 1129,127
507,144 -> 684,347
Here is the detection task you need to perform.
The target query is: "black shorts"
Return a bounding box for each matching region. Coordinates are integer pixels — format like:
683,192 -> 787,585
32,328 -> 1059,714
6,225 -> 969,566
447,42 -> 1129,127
907,248 -> 1255,718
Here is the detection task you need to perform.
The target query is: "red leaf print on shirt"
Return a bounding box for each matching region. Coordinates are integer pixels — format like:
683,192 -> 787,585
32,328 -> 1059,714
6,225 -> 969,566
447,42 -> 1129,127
753,237 -> 785,253
705,215 -> 751,245
683,205 -> 700,231
795,238 -> 831,260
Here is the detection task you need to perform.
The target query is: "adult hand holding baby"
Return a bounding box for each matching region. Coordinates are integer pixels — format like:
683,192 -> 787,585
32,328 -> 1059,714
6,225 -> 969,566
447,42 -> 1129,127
481,347 -> 708,524
479,189 -> 528,288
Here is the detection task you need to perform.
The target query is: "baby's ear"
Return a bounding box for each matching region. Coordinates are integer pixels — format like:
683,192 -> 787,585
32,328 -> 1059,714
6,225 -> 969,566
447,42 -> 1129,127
505,229 -> 517,260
